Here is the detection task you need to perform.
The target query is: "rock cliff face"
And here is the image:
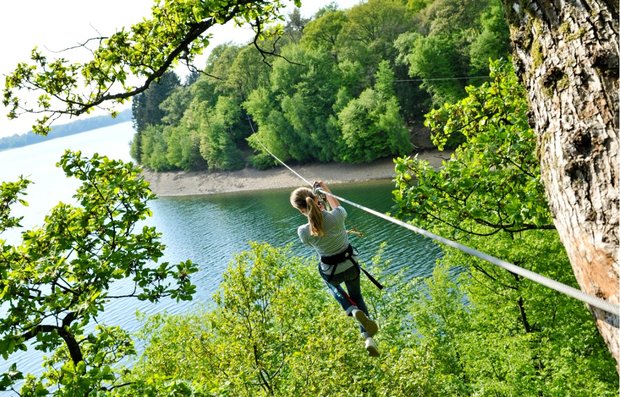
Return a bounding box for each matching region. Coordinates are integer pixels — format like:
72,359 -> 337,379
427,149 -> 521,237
502,0 -> 619,366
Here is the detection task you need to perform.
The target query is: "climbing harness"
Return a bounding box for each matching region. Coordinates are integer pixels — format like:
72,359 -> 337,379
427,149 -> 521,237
321,244 -> 384,290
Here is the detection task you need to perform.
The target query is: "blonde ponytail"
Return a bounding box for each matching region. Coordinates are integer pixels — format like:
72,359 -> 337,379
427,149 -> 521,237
290,187 -> 324,236
306,196 -> 324,236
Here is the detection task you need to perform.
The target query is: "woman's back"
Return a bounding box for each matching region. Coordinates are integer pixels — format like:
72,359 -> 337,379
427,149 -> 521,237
298,206 -> 349,257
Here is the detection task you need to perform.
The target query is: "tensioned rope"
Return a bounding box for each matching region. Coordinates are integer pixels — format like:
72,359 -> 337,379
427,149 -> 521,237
254,138 -> 619,315
394,75 -> 491,82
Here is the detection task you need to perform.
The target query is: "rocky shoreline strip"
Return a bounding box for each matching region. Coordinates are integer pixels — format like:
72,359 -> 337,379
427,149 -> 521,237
141,151 -> 450,197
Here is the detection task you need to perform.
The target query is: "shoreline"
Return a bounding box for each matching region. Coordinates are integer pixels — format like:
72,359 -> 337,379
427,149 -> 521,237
141,151 -> 450,197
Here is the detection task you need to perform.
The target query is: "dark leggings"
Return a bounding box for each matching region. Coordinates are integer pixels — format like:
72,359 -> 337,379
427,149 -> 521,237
319,262 -> 371,335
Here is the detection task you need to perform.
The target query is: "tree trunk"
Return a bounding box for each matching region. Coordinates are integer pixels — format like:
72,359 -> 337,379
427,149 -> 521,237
501,0 -> 619,366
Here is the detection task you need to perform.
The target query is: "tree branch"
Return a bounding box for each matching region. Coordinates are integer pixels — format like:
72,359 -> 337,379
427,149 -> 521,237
250,17 -> 304,68
6,0 -> 293,133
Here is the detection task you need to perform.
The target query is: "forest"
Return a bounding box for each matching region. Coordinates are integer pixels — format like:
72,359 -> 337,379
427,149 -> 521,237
0,0 -> 617,395
129,0 -> 510,171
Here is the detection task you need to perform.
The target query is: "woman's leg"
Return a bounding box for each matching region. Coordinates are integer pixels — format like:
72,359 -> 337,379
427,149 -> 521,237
320,263 -> 380,355
341,268 -> 377,336
342,267 -> 369,316
323,265 -> 377,336
320,265 -> 369,314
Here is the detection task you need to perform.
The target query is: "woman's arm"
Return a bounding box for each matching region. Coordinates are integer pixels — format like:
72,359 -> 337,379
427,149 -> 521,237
315,180 -> 340,208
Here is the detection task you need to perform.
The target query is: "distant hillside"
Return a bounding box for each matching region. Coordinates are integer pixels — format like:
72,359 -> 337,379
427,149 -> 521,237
0,109 -> 133,151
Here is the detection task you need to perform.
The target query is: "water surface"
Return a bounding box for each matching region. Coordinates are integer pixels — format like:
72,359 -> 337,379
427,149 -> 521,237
0,122 -> 441,377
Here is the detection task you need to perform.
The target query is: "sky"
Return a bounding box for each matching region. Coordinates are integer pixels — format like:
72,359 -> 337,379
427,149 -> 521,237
0,0 -> 361,138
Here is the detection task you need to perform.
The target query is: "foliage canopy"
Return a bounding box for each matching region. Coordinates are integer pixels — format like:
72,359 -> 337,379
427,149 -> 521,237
393,59 -> 554,237
0,151 -> 197,394
117,242 -> 617,396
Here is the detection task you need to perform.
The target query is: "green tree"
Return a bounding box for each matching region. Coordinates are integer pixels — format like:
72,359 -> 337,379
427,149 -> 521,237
301,9 -> 348,61
304,0 -> 426,126
201,44 -> 244,96
393,59 -> 553,235
396,32 -> 468,105
244,87 -> 291,169
407,232 -> 617,396
416,0 -> 488,36
132,71 -> 181,132
164,123 -> 206,171
468,4 -> 510,75
0,151 -> 197,395
117,242 -> 392,396
338,61 -> 413,162
222,45 -> 272,102
407,0 -> 434,13
500,0 -> 619,362
149,85 -> 209,172
390,58 -> 617,390
159,85 -> 193,127
144,42 -> 269,172
283,8 -> 310,43
198,96 -> 246,171
130,71 -> 181,163
246,45 -> 344,164
140,124 -> 173,171
396,0 -> 511,106
337,0 -> 411,70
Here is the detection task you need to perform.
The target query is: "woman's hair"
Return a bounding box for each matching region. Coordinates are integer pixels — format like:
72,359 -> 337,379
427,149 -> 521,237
290,187 -> 324,236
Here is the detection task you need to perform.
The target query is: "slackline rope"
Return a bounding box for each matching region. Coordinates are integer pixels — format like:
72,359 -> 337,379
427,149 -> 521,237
254,138 -> 619,315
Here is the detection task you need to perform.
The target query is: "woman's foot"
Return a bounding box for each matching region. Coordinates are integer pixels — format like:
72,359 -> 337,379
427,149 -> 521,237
365,337 -> 381,357
352,308 -> 378,337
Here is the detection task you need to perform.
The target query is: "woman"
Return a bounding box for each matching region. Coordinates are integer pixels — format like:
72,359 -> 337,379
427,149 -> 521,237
290,180 -> 380,357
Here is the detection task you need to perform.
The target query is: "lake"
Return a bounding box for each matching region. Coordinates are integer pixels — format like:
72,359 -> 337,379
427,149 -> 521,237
0,121 -> 441,376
